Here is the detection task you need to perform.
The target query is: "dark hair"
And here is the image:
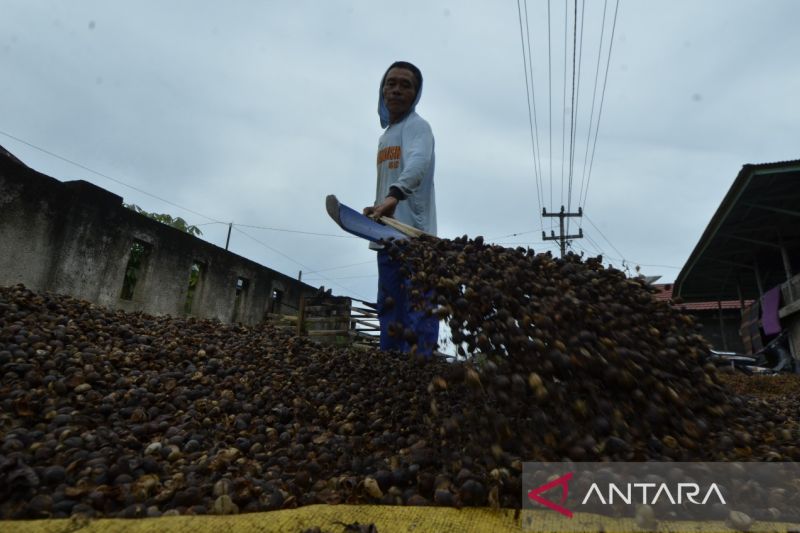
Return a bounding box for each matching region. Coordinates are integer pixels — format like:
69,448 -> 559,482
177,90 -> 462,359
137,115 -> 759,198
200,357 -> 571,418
385,61 -> 422,92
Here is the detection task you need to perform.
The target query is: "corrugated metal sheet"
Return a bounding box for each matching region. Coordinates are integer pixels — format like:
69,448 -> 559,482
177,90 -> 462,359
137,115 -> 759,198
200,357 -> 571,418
653,284 -> 749,311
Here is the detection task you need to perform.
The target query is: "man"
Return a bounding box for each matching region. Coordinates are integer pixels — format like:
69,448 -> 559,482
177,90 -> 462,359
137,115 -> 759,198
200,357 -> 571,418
363,61 -> 438,356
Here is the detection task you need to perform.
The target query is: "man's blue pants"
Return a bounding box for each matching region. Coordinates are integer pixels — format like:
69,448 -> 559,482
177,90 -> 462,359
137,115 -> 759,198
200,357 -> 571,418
376,250 -> 439,356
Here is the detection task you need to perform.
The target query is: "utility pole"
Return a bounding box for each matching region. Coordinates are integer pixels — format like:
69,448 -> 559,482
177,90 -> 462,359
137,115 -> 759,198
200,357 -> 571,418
542,206 -> 583,259
225,223 -> 233,250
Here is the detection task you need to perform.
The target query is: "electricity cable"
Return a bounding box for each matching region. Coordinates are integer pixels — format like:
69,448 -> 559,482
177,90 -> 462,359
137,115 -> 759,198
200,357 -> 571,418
567,0 -> 587,235
547,0 -> 554,231
516,0 -> 545,232
581,0 -> 620,210
487,229 -> 539,241
583,213 -> 626,262
583,233 -> 606,256
566,0 -> 579,234
0,129 -> 225,224
303,274 -> 378,282
194,221 -> 228,227
0,130 -> 364,243
523,0 -> 546,220
0,130 -> 378,298
233,223 -> 357,239
302,260 -> 375,275
232,226 -> 369,301
578,0 -> 609,209
559,0 -> 568,209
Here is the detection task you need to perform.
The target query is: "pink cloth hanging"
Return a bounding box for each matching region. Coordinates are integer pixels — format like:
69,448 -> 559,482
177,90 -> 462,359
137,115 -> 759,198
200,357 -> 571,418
761,285 -> 782,336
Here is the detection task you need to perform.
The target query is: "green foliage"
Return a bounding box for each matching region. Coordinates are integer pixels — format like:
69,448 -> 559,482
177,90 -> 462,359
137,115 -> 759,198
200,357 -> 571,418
120,240 -> 149,300
184,262 -> 203,314
124,203 -> 203,236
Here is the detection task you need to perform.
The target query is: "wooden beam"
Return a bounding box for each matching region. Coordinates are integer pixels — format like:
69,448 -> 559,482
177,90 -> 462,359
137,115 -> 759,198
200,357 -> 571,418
377,216 -> 430,238
779,299 -> 800,319
350,317 -> 379,328
718,233 -> 782,249
307,329 -> 350,336
304,317 -> 350,324
742,202 -> 800,219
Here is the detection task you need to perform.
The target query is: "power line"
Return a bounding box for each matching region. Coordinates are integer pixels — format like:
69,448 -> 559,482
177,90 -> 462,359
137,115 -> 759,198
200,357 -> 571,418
233,223 -> 357,239
583,232 -> 606,256
581,0 -> 620,210
578,0 -> 609,210
494,240 -> 562,248
303,274 -> 378,281
559,0 -> 568,209
0,130 -> 380,299
1,129 -> 363,243
567,0 -> 587,235
583,214 -> 626,261
569,240 -> 597,257
547,0 -> 554,231
232,226 -> 311,273
523,0 -> 546,194
194,221 -> 229,227
0,129 -> 225,224
566,0 -> 579,231
631,262 -> 681,270
516,0 -> 545,232
487,229 -> 539,241
303,259 -> 375,275
232,226 -> 370,301
570,237 -> 678,271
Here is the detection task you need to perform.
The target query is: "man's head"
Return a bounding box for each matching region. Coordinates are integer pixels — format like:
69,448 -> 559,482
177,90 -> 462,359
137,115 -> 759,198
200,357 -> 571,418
379,61 -> 423,127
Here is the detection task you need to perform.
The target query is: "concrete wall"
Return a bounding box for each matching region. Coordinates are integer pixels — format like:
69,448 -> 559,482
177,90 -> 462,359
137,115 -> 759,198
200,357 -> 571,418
0,154 -> 320,325
694,309 -> 746,353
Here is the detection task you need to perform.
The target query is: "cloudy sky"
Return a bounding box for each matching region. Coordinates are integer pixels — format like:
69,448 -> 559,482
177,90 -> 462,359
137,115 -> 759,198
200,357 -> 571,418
2,1 -> 798,302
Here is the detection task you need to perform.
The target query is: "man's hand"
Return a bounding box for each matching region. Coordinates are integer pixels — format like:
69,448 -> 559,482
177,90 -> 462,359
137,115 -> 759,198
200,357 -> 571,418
363,196 -> 399,219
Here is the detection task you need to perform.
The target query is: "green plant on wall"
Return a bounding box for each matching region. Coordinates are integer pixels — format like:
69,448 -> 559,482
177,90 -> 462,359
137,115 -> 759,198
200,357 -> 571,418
124,203 -> 203,237
120,240 -> 150,300
184,262 -> 203,314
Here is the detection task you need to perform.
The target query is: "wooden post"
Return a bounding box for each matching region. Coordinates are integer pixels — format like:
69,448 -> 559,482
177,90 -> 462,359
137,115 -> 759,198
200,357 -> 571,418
736,282 -> 745,318
297,297 -> 306,336
754,259 -> 765,296
718,300 -> 728,351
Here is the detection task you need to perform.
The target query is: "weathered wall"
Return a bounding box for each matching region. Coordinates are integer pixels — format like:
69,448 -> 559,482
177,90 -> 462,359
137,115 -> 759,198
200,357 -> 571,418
694,309 -> 746,352
0,154 -> 319,324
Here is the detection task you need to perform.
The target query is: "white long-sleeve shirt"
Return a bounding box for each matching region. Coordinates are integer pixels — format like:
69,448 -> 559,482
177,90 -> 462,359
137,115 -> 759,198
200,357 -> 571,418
373,111 -> 437,239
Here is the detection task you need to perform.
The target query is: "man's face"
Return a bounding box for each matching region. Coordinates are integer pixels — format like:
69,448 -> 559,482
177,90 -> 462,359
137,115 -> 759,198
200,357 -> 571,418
382,67 -> 417,120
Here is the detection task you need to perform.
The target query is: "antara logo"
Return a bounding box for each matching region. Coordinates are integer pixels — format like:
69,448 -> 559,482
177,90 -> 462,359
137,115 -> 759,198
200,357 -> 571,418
581,482 -> 726,505
527,473 -> 727,518
528,472 -> 574,518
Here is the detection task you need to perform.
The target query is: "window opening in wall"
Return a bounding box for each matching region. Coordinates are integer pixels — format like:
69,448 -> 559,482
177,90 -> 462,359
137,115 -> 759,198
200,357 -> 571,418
184,261 -> 205,314
236,277 -> 249,295
120,239 -> 152,300
271,288 -> 284,314
232,277 -> 250,322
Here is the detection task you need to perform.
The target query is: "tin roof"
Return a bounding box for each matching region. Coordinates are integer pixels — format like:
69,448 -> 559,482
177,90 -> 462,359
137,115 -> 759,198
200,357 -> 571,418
654,284 -> 750,311
673,159 -> 800,302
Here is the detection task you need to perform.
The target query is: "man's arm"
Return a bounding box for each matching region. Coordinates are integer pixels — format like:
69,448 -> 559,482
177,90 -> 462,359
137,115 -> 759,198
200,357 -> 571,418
391,118 -> 433,199
363,195 -> 398,218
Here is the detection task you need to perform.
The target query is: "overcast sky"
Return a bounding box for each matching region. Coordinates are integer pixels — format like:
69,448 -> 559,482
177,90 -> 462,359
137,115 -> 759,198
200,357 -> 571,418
2,1 -> 798,302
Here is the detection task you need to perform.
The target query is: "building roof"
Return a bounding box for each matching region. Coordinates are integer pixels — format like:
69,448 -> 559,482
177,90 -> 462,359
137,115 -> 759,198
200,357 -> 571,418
673,159 -> 800,302
653,284 -> 750,312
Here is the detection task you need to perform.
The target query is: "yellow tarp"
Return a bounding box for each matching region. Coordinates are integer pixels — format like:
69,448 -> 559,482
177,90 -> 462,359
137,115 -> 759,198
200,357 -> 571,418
4,505 -> 517,533
4,506 -> 800,533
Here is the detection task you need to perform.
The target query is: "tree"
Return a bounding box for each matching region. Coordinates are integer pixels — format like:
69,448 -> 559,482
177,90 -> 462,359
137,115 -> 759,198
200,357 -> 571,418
124,203 -> 203,236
